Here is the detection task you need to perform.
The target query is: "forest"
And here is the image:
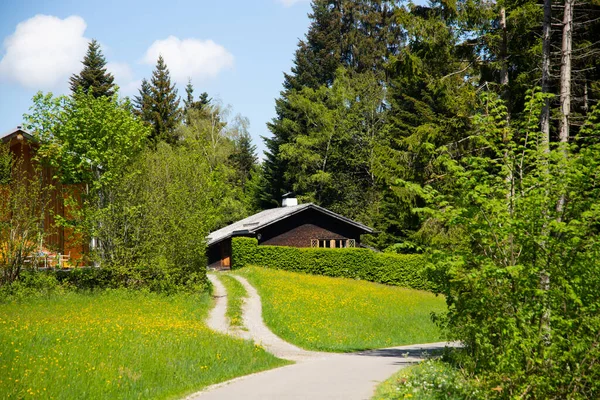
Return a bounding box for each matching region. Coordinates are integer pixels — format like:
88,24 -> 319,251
2,0 -> 600,397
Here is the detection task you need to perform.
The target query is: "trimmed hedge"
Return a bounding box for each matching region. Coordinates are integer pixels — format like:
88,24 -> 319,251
231,237 -> 434,291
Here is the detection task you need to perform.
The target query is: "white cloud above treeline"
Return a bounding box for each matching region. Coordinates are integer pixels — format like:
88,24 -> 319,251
0,14 -> 89,89
142,36 -> 234,83
277,0 -> 310,7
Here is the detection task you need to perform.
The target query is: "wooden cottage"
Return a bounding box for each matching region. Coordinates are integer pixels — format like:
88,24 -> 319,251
206,197 -> 374,269
1,126 -> 87,266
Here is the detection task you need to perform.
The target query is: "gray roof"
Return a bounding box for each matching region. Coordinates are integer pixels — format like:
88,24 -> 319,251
207,203 -> 374,246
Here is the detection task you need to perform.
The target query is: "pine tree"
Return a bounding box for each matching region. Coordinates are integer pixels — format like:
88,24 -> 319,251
70,39 -> 115,98
135,56 -> 181,144
230,131 -> 258,191
133,78 -> 152,123
182,79 -> 212,125
261,0 -> 400,209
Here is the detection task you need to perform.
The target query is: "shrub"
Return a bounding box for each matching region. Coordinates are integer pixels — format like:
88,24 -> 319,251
231,237 -> 433,291
373,359 -> 482,400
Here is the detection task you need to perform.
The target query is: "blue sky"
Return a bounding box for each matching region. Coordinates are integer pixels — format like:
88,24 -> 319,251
0,0 -> 313,156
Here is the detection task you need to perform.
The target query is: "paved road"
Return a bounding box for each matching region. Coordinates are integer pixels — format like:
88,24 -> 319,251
190,342 -> 450,400
197,274 -> 457,400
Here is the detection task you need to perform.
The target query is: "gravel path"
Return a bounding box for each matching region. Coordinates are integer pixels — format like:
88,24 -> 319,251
194,272 -> 459,400
205,274 -> 230,335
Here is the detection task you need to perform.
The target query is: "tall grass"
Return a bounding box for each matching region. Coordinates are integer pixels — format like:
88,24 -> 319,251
218,274 -> 247,329
237,266 -> 447,352
0,289 -> 286,399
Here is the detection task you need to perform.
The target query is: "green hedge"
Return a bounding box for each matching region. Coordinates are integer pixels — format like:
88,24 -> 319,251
231,237 -> 434,291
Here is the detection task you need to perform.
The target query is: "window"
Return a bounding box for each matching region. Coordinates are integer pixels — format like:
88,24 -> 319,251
311,239 -> 356,248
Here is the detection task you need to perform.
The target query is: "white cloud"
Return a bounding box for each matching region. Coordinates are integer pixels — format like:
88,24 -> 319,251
277,0 -> 310,7
106,62 -> 140,96
0,14 -> 89,89
142,36 -> 234,83
106,62 -> 133,84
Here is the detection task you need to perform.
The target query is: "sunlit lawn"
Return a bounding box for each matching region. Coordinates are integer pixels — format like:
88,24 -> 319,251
237,266 -> 447,352
0,289 -> 286,399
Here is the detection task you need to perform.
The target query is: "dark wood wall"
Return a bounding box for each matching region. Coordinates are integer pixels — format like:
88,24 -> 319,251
258,208 -> 363,247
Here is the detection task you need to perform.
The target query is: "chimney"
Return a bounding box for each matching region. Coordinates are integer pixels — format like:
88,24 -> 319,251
282,192 -> 298,207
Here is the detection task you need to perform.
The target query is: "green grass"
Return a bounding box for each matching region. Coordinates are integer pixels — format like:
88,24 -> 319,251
218,274 -> 247,329
372,360 -> 482,400
0,289 -> 287,399
237,266 -> 447,352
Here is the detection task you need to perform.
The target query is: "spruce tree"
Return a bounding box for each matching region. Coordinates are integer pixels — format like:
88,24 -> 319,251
133,78 -> 152,123
135,56 -> 181,144
182,79 -> 212,125
184,79 -> 195,111
261,0 -> 400,209
70,39 -> 115,98
230,131 -> 258,191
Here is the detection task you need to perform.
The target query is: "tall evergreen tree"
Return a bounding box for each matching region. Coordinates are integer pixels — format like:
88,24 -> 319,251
230,130 -> 258,191
135,56 -> 181,144
261,0 -> 401,209
133,78 -> 152,122
182,79 -> 211,125
70,39 -> 115,98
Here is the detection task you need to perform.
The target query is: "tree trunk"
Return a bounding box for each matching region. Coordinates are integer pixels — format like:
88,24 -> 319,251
556,0 -> 573,216
500,8 -> 509,88
559,0 -> 573,145
540,0 -> 552,149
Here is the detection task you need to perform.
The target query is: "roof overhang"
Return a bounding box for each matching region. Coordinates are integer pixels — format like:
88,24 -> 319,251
255,203 -> 374,234
206,203 -> 375,247
1,127 -> 37,144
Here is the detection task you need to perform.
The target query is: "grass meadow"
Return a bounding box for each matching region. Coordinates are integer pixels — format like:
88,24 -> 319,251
237,266 -> 447,352
0,289 -> 286,399
217,274 -> 247,329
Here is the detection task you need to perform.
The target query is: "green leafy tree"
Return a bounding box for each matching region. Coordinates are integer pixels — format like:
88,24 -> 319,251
24,90 -> 149,265
425,92 -> 600,397
69,39 -> 115,98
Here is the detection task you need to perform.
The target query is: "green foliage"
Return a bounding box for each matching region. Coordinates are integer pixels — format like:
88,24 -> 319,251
0,144 -> 50,286
237,266 -> 445,352
424,92 -> 600,397
373,359 -> 482,400
261,0 -> 400,212
69,39 -> 115,98
183,79 -> 211,125
277,68 -> 386,220
0,289 -> 287,399
229,126 -> 258,191
0,143 -> 11,185
0,271 -> 66,302
231,237 -> 433,291
134,55 -> 181,144
24,90 -> 148,189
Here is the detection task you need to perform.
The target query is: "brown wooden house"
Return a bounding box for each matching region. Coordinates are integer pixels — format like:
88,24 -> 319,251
206,197 -> 374,269
1,126 -> 87,265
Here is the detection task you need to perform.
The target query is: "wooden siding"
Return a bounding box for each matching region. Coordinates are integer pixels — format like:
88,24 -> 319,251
258,208 -> 363,247
5,135 -> 87,264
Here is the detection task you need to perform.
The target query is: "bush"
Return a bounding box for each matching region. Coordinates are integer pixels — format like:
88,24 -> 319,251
231,237 -> 433,291
0,271 -> 67,302
53,264 -> 210,294
373,359 -> 482,400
